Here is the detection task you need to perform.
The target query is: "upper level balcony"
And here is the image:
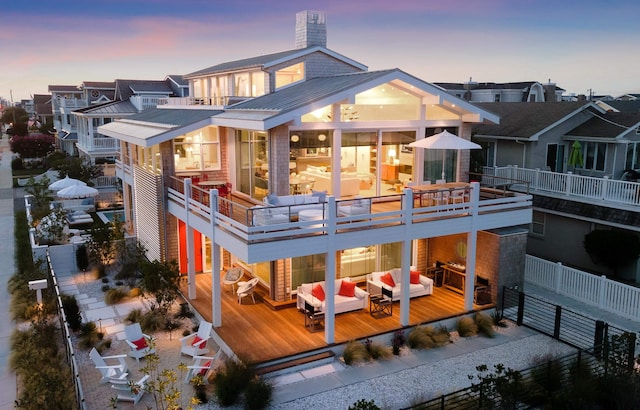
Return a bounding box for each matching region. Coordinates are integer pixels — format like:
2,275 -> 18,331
77,136 -> 119,152
164,96 -> 252,108
51,97 -> 89,111
165,176 -> 533,264
482,166 -> 640,208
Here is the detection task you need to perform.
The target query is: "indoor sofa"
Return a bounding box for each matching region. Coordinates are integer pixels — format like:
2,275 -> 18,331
296,277 -> 369,314
366,267 -> 433,301
252,192 -> 327,226
299,166 -> 360,196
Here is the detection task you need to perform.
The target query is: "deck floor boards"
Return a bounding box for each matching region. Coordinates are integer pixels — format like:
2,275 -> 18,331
181,273 -> 489,363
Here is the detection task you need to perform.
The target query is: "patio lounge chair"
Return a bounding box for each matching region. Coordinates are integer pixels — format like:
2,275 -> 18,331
183,352 -> 222,383
181,320 -> 212,357
110,374 -> 150,405
124,323 -> 156,362
237,277 -> 260,304
89,347 -> 128,383
222,267 -> 243,293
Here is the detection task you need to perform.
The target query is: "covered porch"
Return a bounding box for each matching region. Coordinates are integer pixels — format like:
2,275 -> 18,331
179,271 -> 491,364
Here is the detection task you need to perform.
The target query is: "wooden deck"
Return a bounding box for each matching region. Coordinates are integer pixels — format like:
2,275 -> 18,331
180,271 -> 491,364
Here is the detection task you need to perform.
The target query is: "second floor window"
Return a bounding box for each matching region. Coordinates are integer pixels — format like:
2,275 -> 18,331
174,127 -> 221,172
275,62 -> 304,89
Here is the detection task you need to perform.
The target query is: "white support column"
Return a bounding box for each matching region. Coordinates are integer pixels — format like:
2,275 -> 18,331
324,196 -> 337,344
184,178 -> 196,299
464,182 -> 481,310
210,189 -> 222,327
400,189 -> 413,325
331,130 -> 341,196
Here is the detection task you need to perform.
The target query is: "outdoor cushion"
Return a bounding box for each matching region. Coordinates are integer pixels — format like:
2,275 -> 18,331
338,280 -> 357,297
132,337 -> 148,350
192,335 -> 207,348
410,270 -> 421,284
312,284 -> 326,301
380,272 -> 396,288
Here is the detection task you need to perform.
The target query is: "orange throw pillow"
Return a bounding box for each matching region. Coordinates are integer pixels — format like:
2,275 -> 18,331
380,272 -> 396,288
410,270 -> 421,284
133,337 -> 148,350
338,280 -> 357,297
312,284 -> 326,302
199,360 -> 212,376
192,335 -> 207,349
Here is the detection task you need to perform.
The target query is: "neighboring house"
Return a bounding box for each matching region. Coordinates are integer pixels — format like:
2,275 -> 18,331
473,102 -> 640,282
98,10 -> 532,346
33,94 -> 53,129
73,76 -> 189,166
617,93 -> 640,101
436,80 -> 564,103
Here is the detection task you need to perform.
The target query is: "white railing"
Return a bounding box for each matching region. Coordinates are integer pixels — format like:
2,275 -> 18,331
166,179 -> 532,244
94,176 -> 117,188
483,166 -> 640,206
129,96 -> 170,110
525,254 -> 640,321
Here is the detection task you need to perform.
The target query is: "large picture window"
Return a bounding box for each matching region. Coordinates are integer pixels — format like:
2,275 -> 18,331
174,127 -> 221,172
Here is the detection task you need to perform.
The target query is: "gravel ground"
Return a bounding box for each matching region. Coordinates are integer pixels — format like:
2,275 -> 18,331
194,324 -> 576,410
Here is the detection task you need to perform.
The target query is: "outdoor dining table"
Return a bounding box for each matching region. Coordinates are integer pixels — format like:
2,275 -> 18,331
408,182 -> 470,207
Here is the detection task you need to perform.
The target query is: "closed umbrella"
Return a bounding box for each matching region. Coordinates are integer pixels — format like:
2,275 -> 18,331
408,130 -> 481,181
49,175 -> 87,191
56,184 -> 99,199
568,141 -> 583,170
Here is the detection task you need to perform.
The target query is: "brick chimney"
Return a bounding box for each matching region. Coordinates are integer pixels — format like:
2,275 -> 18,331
295,10 -> 327,49
543,79 -> 558,102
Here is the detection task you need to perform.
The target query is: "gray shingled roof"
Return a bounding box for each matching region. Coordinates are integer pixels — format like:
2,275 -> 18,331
48,85 -> 81,92
185,48 -> 314,78
73,100 -> 138,115
435,81 -> 566,92
472,102 -> 590,139
185,46 -> 365,78
123,108 -> 221,127
565,112 -> 640,139
534,195 -> 640,228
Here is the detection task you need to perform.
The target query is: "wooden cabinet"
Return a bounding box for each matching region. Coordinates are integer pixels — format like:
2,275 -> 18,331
381,163 -> 399,181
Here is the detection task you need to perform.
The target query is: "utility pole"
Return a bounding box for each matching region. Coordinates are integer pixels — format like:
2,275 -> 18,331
9,89 -> 16,125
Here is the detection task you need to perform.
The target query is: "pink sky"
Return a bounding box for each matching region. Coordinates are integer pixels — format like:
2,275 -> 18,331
2,0 -> 638,102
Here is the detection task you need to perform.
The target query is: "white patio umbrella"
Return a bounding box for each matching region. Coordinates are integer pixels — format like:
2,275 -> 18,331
408,130 -> 481,180
48,175 -> 87,191
56,184 -> 99,199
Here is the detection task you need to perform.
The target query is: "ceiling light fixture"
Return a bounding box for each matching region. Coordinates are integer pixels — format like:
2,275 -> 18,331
291,134 -> 300,142
318,134 -> 327,142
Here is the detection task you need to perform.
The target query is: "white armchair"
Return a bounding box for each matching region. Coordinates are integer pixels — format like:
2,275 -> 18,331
89,347 -> 128,383
181,320 -> 212,357
110,374 -> 150,405
124,323 -> 156,362
183,352 -> 221,383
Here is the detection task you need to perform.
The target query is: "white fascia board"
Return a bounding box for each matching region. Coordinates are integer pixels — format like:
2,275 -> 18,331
263,46 -> 368,71
530,102 -> 602,142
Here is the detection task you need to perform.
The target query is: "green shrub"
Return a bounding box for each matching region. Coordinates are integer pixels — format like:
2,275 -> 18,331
11,157 -> 24,170
343,340 -> 370,365
456,316 -> 478,337
475,312 -> 495,338
407,325 -> 450,349
139,310 -> 165,333
61,294 -> 82,331
244,377 -> 273,410
125,308 -> 144,323
213,359 -> 255,406
104,287 -> 128,305
492,310 -> 508,327
365,339 -> 392,360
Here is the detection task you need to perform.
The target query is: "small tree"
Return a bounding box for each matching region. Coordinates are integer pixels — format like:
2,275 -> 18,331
24,175 -> 52,219
37,207 -> 68,244
139,259 -> 181,316
9,134 -> 55,158
86,217 -> 124,269
584,229 -> 640,276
